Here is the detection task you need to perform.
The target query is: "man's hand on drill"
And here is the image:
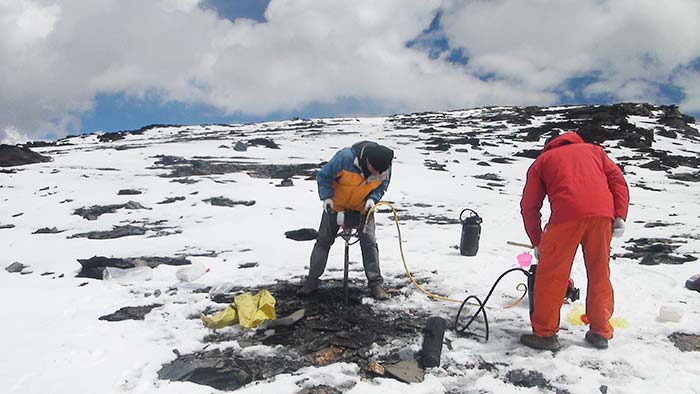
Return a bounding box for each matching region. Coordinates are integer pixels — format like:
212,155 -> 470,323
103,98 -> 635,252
323,198 -> 334,214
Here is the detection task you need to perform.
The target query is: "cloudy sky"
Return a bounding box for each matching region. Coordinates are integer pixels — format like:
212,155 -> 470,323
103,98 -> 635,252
1,0 -> 699,143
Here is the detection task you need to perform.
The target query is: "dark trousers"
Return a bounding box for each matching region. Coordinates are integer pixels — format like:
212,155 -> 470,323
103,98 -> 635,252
307,210 -> 383,286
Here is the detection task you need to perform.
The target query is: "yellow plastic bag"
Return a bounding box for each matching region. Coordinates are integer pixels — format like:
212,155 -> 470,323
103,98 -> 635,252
609,317 -> 628,328
565,302 -> 628,328
566,303 -> 587,326
201,305 -> 238,329
236,290 -> 276,329
200,289 -> 276,329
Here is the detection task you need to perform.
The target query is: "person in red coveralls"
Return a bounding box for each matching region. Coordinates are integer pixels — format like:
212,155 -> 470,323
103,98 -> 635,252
520,131 -> 629,351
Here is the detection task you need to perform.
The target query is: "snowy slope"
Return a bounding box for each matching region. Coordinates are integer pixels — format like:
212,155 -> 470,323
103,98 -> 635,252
1,104 -> 699,394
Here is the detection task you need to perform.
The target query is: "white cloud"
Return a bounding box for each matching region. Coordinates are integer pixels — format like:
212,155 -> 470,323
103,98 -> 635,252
1,0 -> 699,142
676,69 -> 700,114
441,0 -> 700,104
1,126 -> 30,145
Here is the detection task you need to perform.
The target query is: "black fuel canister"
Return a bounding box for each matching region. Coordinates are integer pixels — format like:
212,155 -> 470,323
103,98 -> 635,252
459,209 -> 482,256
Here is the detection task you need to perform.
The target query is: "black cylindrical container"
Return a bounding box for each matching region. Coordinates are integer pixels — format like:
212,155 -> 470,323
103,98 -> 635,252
420,316 -> 446,368
527,264 -> 537,316
459,209 -> 482,256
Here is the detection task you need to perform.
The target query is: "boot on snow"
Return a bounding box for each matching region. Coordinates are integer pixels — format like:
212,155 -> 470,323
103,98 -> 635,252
520,333 -> 561,351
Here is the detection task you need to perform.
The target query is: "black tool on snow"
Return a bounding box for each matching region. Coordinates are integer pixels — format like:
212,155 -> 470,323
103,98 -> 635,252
459,209 -> 482,256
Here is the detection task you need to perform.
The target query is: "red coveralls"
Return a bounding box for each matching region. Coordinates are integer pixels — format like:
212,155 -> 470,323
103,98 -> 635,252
520,133 -> 629,339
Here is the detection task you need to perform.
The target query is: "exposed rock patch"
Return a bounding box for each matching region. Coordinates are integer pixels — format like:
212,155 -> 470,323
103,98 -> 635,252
159,348 -> 304,391
157,196 -> 186,204
669,333 -> 700,352
505,369 -> 562,392
69,225 -> 148,240
32,227 -> 64,234
118,189 -> 142,195
616,238 -> 697,265
99,304 -> 163,321
74,201 -> 149,220
0,144 -> 51,167
285,228 -> 319,241
203,197 -> 255,207
151,155 -> 320,179
77,256 -> 191,279
5,262 -> 27,273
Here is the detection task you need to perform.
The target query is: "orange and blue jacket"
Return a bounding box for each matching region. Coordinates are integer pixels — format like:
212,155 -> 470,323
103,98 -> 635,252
317,141 -> 391,213
520,132 -> 629,246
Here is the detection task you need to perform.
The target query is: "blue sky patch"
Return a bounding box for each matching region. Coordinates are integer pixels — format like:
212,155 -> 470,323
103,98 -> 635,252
200,0 -> 270,23
406,11 -> 450,60
78,93 -> 396,134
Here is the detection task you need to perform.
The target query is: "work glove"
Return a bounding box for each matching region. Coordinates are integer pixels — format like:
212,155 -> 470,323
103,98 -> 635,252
364,199 -> 375,212
612,217 -> 625,238
322,198 -> 334,214
533,246 -> 540,260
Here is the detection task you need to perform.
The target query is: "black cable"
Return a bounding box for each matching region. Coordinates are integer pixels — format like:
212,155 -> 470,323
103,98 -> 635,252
454,267 -> 531,342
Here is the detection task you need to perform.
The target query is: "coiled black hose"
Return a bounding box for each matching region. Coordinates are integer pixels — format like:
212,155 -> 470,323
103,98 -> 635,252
454,267 -> 531,342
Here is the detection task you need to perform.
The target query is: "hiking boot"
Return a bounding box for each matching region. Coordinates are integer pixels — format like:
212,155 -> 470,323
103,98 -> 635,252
585,331 -> 609,349
370,284 -> 390,300
520,333 -> 561,351
297,280 -> 319,296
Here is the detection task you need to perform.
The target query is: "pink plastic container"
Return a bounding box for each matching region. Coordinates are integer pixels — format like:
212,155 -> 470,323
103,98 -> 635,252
516,252 -> 533,268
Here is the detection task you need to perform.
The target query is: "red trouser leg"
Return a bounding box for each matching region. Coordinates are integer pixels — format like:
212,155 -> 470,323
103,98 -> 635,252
531,220 -> 584,337
581,217 -> 614,339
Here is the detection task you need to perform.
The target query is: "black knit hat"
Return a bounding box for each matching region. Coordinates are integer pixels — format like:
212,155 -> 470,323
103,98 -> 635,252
364,144 -> 394,172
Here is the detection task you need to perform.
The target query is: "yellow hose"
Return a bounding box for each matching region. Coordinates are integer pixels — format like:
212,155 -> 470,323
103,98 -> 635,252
363,201 -> 527,308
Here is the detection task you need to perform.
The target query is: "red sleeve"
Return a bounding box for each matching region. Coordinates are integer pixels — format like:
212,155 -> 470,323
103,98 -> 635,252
601,150 -> 630,220
520,160 -> 546,246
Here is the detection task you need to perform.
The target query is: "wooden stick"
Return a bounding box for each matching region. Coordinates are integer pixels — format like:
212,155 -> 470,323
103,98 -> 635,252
507,241 -> 533,249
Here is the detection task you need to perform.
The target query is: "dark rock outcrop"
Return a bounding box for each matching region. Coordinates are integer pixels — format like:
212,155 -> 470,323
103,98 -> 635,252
158,348 -> 304,391
285,228 -> 319,241
5,262 -> 27,273
77,256 -> 191,279
203,197 -> 255,207
74,201 -> 149,220
32,227 -> 63,234
99,304 -> 163,321
0,144 -> 51,167
151,155 -> 321,179
69,225 -> 147,240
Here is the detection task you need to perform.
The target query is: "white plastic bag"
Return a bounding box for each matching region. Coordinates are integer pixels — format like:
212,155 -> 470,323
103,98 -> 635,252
658,305 -> 683,322
175,262 -> 209,282
103,266 -> 153,284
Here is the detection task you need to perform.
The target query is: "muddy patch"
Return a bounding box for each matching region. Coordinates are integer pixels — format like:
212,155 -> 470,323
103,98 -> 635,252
669,333 -> 700,352
505,369 -> 561,391
160,281 -> 431,390
158,347 -> 305,391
